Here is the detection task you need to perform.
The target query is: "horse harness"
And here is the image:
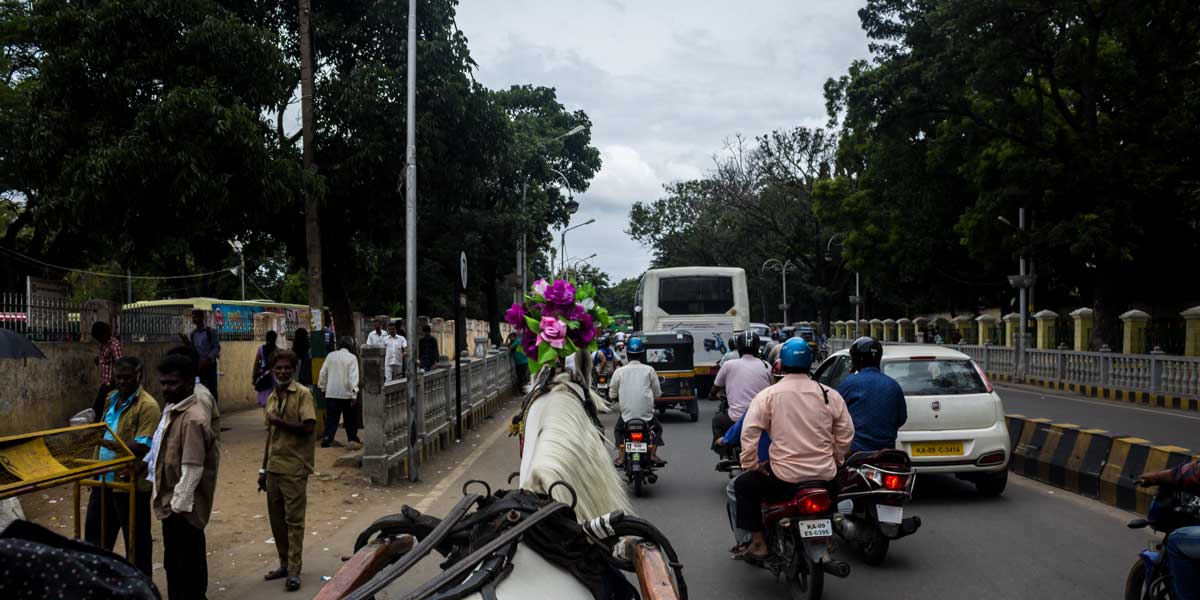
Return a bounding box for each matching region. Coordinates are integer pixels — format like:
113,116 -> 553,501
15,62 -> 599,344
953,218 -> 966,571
509,364 -> 605,450
344,485 -> 687,600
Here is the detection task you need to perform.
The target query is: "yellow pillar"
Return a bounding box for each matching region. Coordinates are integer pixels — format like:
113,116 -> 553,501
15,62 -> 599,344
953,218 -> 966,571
952,316 -> 974,344
1120,309 -> 1150,354
897,318 -> 911,343
835,321 -> 846,338
1003,313 -> 1019,348
1070,308 -> 1094,352
1182,307 -> 1200,356
869,319 -> 883,340
913,318 -> 928,343
1033,310 -> 1058,350
976,314 -> 998,345
857,320 -> 869,338
883,319 -> 897,342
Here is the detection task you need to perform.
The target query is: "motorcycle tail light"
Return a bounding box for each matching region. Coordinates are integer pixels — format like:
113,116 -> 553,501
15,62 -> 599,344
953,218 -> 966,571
629,432 -> 644,442
883,474 -> 907,491
792,488 -> 832,515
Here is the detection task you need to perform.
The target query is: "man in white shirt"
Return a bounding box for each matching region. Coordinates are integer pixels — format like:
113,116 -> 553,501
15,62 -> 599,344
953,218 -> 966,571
383,321 -> 407,381
607,337 -> 664,467
318,336 -> 361,449
365,319 -> 386,346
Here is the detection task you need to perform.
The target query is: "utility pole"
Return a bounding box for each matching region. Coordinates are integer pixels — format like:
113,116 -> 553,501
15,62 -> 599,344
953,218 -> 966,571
404,0 -> 420,482
1017,207 -> 1027,379
299,0 -> 323,336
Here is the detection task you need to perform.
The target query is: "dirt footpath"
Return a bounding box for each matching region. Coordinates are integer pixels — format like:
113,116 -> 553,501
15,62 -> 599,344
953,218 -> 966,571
19,399 -> 519,598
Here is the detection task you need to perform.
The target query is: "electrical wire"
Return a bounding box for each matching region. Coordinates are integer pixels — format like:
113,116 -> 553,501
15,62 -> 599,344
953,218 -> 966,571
0,246 -> 238,280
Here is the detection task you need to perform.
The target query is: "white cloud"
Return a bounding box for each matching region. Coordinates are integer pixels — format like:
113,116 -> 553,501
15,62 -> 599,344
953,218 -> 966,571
456,0 -> 872,281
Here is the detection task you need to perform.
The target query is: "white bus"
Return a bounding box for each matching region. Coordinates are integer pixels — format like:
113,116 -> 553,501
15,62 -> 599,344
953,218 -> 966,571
635,267 -> 750,391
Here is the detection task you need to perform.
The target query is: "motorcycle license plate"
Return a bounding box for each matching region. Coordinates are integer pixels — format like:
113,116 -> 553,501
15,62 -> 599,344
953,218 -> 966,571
876,505 -> 903,524
626,442 -> 648,453
799,519 -> 833,539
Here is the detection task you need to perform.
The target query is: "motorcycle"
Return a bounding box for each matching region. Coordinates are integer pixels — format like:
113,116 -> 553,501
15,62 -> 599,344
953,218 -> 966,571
1125,484 -> 1200,599
618,418 -> 659,497
594,370 -> 610,396
715,443 -> 743,478
744,482 -> 851,600
834,449 -> 922,565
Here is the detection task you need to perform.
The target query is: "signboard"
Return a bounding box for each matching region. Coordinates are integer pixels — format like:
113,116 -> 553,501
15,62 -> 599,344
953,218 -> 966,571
212,303 -> 304,337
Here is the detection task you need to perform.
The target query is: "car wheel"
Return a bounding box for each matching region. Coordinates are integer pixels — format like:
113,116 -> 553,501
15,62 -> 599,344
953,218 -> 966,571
974,470 -> 1008,497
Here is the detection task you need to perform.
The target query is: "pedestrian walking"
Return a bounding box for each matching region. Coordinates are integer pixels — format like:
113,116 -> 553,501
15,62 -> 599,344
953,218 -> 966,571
85,356 -> 160,576
317,336 -> 361,449
148,353 -> 219,600
259,348 -> 317,592
188,310 -> 221,405
321,312 -> 336,350
91,321 -> 123,420
418,324 -> 439,371
294,328 -> 313,389
365,318 -> 386,346
509,332 -> 529,390
253,330 -> 279,408
383,321 -> 407,381
165,345 -> 220,441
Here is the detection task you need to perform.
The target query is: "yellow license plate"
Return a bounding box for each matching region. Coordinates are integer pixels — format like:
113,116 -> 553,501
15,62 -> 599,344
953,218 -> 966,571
910,441 -> 964,457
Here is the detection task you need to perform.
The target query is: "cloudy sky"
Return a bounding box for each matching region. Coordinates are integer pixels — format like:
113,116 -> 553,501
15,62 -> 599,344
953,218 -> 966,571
456,0 -> 872,283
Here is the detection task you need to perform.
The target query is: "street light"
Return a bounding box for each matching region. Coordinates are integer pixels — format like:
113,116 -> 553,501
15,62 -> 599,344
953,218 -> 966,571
1000,208 -> 1034,378
227,240 -> 245,301
515,128 -> 587,301
825,233 -> 862,337
560,219 -> 596,275
761,259 -> 799,325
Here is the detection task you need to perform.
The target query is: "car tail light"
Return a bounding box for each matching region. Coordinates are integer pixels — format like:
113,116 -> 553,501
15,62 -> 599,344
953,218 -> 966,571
883,474 -> 907,491
976,450 -> 1006,466
629,432 -> 644,442
791,488 -> 831,515
972,360 -> 994,393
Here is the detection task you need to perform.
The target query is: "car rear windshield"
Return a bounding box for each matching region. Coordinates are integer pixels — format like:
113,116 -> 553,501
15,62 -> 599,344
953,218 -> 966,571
658,276 -> 734,315
881,359 -> 988,396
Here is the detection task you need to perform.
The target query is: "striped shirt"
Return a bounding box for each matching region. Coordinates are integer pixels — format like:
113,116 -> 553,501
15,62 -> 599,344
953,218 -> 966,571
97,337 -> 124,386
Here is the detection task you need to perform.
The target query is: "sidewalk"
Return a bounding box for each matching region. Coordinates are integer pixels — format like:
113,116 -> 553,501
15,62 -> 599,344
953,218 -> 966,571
19,398 -> 521,599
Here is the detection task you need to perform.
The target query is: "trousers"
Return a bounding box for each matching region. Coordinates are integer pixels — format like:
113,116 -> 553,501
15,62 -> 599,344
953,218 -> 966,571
84,487 -> 153,575
734,470 -> 807,532
323,397 -> 360,444
266,472 -> 309,575
162,513 -> 208,600
1168,525 -> 1200,600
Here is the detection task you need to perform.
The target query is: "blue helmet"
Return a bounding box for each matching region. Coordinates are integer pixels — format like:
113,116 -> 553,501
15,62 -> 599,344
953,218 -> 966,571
779,337 -> 813,371
626,337 -> 645,354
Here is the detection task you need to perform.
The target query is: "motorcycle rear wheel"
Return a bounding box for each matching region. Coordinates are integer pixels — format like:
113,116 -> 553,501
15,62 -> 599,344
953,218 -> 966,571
633,474 -> 644,497
788,555 -> 824,600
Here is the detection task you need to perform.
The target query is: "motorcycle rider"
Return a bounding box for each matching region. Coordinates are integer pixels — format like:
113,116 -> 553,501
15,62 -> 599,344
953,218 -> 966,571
734,337 -> 855,560
609,337 -> 665,468
836,337 -> 908,453
709,332 -> 772,451
1139,461 -> 1200,599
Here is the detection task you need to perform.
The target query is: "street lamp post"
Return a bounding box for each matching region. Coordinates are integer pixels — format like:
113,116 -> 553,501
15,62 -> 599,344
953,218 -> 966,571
761,259 -> 799,325
560,219 -> 596,276
228,240 -> 245,300
825,233 -> 862,337
566,253 -> 597,278
404,0 -> 420,482
1002,208 -> 1034,379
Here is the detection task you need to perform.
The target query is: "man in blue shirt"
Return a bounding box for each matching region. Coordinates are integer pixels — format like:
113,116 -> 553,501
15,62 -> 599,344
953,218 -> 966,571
836,337 -> 907,453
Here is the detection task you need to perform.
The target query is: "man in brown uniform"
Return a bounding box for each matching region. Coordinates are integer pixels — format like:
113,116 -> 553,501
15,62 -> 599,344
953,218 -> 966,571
150,353 -> 220,600
259,348 -> 317,592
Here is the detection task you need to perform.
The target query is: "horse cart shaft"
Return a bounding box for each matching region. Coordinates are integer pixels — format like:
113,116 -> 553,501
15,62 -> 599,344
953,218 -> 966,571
314,534 -> 416,600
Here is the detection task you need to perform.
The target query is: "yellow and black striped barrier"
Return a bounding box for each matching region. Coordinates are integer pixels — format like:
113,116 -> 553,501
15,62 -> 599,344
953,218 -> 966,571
1005,414 -> 1198,513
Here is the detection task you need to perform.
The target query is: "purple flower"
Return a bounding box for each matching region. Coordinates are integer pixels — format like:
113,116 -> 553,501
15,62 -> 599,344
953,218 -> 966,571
565,303 -> 587,320
544,280 -> 576,305
571,314 -> 597,345
504,303 -> 526,329
537,316 -> 568,349
521,331 -> 538,355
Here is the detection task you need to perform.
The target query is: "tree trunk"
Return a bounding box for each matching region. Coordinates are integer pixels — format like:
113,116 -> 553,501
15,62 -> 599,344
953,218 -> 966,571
482,263 -> 502,346
1091,269 -> 1119,351
299,0 -> 322,315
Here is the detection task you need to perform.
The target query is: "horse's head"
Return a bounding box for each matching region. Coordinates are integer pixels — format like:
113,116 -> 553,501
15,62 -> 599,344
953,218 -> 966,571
516,365 -> 631,522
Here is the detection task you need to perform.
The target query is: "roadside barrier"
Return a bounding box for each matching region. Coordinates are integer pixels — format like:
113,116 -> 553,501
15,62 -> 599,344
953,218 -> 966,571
1005,415 -> 1197,513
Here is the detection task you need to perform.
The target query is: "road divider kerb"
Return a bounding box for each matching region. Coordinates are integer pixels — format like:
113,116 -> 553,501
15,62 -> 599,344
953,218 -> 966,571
991,372 -> 1200,413
1004,415 -> 1198,513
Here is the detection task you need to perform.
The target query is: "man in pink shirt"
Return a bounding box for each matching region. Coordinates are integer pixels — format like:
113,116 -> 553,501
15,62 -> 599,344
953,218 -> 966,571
735,337 -> 855,560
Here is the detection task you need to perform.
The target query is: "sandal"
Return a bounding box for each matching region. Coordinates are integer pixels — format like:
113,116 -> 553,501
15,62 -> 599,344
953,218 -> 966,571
285,575 -> 301,591
264,567 -> 288,581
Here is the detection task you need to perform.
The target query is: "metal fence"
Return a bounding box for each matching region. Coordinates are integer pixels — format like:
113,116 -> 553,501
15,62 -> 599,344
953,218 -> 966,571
361,344 -> 514,484
0,292 -> 95,342
828,337 -> 1200,398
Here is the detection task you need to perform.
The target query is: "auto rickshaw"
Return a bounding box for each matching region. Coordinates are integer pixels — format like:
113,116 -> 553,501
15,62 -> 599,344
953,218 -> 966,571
639,331 -> 699,422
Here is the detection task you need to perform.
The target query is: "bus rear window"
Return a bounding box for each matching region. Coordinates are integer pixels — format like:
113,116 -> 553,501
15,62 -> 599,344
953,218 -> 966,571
658,277 -> 734,315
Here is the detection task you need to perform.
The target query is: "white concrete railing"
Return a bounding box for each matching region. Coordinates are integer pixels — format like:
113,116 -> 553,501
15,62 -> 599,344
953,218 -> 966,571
360,345 -> 513,484
827,338 -> 1200,397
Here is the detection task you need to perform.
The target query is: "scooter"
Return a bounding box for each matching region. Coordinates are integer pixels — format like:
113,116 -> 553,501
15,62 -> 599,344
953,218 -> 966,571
833,449 -> 922,565
744,482 -> 851,600
618,418 -> 659,497
1124,484 -> 1200,599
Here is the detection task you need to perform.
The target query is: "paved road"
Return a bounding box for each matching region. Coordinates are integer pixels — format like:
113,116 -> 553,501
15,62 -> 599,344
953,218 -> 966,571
997,383 -> 1200,449
376,395 -> 1152,599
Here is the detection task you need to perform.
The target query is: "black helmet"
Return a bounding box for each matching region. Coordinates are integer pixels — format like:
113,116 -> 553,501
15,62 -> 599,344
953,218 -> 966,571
734,331 -> 761,355
849,336 -> 883,371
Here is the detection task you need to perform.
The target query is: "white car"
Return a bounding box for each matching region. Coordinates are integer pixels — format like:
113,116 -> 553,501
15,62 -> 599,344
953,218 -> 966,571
813,344 -> 1010,496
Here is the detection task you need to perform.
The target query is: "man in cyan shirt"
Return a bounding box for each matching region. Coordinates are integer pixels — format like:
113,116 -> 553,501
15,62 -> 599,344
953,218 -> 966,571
608,337 -> 664,467
735,337 -> 855,560
836,337 -> 907,453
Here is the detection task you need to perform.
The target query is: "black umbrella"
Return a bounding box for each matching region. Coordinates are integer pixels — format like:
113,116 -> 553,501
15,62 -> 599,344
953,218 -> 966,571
0,329 -> 47,359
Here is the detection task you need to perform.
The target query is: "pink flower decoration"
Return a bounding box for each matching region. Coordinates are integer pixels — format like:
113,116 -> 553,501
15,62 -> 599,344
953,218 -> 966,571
504,303 -> 526,329
537,316 -> 568,349
532,279 -> 550,296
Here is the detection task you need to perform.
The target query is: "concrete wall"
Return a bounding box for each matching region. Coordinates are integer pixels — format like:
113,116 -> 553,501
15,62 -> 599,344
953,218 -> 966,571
0,340 -> 266,437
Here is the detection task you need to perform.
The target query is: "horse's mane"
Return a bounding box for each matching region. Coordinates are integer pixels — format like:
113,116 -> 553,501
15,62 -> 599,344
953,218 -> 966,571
520,367 -> 631,521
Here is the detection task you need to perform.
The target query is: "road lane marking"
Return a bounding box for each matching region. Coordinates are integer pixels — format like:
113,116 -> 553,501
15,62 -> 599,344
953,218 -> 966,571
414,418 -> 515,513
996,384 -> 1200,422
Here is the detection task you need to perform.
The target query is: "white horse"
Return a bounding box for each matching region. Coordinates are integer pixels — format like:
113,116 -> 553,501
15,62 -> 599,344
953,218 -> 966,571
324,351 -> 664,600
